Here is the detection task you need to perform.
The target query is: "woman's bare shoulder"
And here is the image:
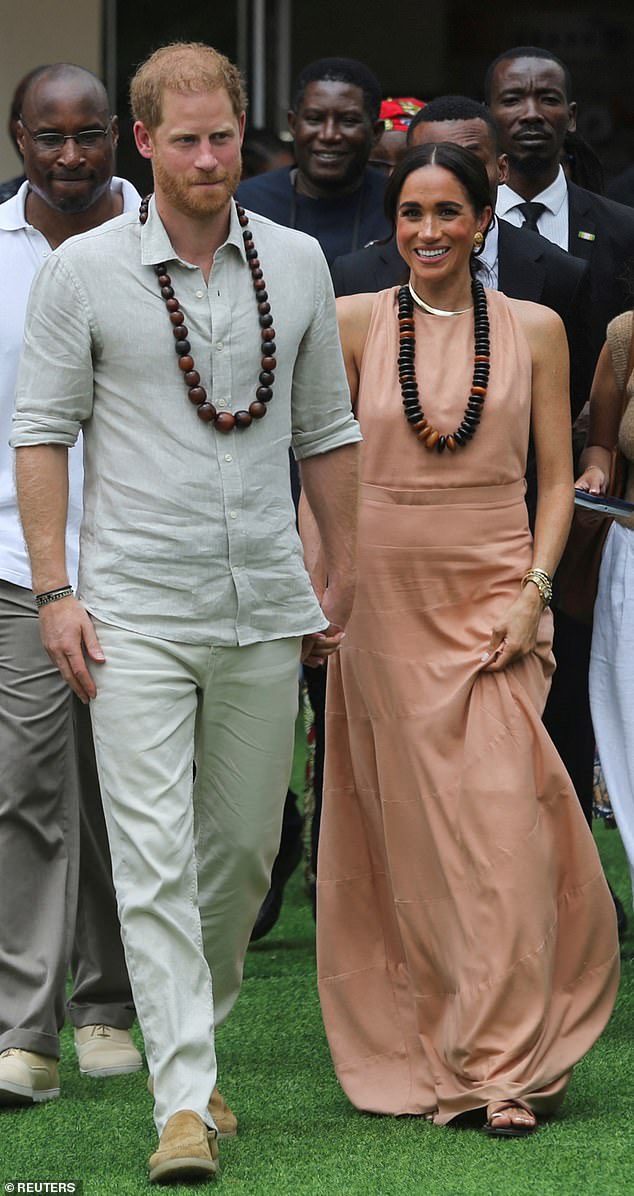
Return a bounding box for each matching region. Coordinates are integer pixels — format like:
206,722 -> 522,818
336,292 -> 378,357
336,292 -> 377,324
506,295 -> 565,340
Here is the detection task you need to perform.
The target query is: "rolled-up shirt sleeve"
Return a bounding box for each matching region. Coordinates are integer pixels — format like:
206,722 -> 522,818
11,254 -> 96,448
291,242 -> 362,460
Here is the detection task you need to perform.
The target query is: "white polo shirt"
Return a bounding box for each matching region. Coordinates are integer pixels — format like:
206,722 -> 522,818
0,177 -> 139,590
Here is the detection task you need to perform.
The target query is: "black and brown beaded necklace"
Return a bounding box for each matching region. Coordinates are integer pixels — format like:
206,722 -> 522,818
398,276 -> 490,452
139,194 -> 275,431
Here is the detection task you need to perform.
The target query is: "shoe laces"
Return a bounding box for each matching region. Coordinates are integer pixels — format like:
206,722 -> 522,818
90,1025 -> 113,1039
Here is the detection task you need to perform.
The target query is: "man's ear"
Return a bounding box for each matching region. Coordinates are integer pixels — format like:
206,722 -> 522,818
110,114 -> 120,149
567,101 -> 577,134
16,119 -> 26,157
287,109 -> 297,139
497,153 -> 509,185
133,120 -> 154,160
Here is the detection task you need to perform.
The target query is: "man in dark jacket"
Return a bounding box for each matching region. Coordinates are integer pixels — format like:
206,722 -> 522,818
237,56 -> 389,266
240,58 -> 390,938
487,50 -> 634,905
487,46 -> 634,364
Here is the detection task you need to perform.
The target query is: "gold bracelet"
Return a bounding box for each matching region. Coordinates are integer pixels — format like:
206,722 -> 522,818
521,568 -> 553,607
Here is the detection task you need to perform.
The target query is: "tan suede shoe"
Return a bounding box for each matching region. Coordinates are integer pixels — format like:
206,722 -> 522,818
74,1024 -> 143,1077
147,1075 -> 238,1138
148,1111 -> 219,1184
209,1087 -> 238,1138
0,1049 -> 60,1104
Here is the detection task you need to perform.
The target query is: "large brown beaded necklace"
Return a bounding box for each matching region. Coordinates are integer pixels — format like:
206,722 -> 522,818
139,195 -> 276,431
398,276 -> 490,452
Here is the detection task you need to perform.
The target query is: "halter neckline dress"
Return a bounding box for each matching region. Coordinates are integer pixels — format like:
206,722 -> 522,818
316,287 -> 619,1122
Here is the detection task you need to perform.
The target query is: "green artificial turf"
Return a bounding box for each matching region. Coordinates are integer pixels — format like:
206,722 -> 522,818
0,824 -> 632,1196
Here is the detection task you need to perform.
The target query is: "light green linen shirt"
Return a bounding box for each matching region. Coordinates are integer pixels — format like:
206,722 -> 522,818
12,197 -> 361,644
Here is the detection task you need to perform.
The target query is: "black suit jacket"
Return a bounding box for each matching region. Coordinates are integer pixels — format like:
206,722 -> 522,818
332,221 -> 593,419
566,181 -> 634,358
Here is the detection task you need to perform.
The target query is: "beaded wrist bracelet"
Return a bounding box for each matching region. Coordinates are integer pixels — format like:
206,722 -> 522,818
34,586 -> 74,608
521,568 -> 553,607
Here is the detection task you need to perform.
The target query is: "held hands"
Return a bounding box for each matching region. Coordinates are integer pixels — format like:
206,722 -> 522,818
301,580 -> 354,668
480,586 -> 544,673
38,596 -> 105,703
301,623 -> 345,667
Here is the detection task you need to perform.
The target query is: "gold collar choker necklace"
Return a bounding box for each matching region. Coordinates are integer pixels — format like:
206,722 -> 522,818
408,282 -> 472,317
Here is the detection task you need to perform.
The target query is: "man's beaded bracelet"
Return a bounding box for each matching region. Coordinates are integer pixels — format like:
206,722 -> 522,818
521,568 -> 553,607
34,586 -> 74,608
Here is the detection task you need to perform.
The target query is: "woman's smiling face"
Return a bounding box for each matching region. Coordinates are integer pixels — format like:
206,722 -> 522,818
396,163 -> 491,285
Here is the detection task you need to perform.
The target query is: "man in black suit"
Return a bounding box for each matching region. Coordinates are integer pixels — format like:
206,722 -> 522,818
487,46 -> 634,364
332,95 -> 593,428
486,51 -> 631,931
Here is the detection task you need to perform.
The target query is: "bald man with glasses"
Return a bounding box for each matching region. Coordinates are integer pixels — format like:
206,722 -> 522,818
0,63 -> 142,1106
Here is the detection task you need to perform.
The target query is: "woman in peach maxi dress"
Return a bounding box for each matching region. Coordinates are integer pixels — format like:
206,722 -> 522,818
315,144 -> 619,1135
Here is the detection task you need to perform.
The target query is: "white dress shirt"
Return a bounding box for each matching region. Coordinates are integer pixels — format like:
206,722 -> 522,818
0,177 -> 139,590
497,165 -> 569,251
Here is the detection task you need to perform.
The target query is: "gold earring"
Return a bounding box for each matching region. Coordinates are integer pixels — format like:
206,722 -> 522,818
473,232 -> 484,249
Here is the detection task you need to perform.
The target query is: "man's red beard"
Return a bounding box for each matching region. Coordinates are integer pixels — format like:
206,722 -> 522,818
153,155 -> 242,219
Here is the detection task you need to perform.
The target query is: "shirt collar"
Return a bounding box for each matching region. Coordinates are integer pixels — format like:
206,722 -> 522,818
140,194 -> 248,267
497,165 -> 568,218
0,176 -> 139,232
0,179 -> 29,230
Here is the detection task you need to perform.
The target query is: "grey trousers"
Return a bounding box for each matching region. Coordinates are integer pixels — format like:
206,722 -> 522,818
0,580 -> 134,1058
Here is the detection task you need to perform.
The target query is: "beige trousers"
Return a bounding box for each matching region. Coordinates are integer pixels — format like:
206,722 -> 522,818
88,620 -> 301,1133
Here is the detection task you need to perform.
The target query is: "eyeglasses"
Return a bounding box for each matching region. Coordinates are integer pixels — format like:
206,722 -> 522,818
19,116 -> 113,151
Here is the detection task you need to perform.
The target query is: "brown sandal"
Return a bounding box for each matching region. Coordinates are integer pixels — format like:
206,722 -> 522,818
483,1100 -> 537,1138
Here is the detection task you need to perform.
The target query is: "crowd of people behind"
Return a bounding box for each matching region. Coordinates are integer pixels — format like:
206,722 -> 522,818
0,35 -> 632,1186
